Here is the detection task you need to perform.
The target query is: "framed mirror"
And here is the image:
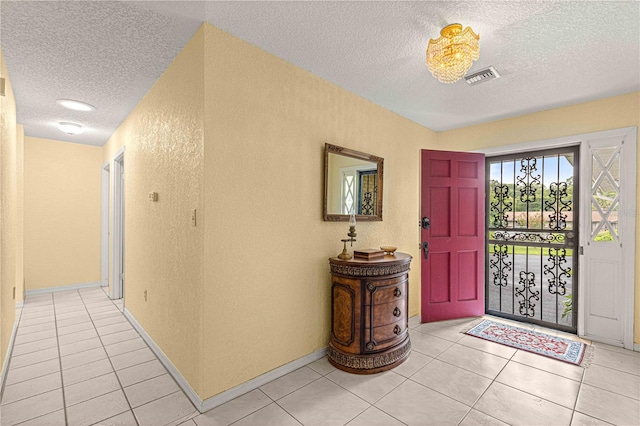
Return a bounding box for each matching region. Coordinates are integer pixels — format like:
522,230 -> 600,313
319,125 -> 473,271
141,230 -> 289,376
324,143 -> 383,221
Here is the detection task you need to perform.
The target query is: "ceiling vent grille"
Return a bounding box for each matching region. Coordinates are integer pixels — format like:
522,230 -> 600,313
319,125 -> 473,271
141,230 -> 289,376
465,66 -> 500,86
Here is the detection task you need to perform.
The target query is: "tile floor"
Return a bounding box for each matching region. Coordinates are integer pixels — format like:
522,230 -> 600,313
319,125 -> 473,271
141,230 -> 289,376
1,287 -> 639,426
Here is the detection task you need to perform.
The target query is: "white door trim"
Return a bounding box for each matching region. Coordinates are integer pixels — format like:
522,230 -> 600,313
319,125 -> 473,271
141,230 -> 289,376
112,147 -> 125,300
101,161 -> 110,289
473,126 -> 636,348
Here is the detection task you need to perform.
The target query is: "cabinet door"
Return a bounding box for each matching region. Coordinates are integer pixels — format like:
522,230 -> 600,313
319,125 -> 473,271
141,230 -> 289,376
331,276 -> 361,353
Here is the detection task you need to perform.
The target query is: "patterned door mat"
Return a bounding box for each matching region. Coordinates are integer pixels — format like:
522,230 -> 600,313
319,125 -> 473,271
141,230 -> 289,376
465,319 -> 587,365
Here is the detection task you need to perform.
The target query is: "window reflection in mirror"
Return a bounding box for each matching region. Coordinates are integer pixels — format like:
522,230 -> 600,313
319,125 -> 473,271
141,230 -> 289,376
324,144 -> 383,221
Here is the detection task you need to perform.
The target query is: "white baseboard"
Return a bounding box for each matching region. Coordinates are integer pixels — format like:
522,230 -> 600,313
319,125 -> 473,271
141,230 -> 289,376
124,307 -> 327,413
634,343 -> 640,353
25,281 -> 102,296
0,308 -> 21,400
15,301 -> 24,308
201,346 -> 327,413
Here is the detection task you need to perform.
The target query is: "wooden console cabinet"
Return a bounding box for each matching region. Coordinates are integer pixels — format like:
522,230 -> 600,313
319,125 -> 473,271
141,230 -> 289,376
328,252 -> 412,374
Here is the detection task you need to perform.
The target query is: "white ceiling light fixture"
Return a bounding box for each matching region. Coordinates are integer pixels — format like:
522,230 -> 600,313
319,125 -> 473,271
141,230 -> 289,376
56,99 -> 96,112
58,122 -> 84,135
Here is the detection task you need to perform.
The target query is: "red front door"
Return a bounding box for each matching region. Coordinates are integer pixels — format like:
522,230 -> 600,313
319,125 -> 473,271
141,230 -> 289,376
420,150 -> 485,322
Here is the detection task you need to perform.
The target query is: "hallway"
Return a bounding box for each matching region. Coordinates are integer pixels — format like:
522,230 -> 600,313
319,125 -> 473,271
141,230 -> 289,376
1,287 -> 639,425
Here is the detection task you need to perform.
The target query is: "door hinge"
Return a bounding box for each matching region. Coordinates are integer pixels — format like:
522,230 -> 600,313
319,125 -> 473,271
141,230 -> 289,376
579,246 -> 584,255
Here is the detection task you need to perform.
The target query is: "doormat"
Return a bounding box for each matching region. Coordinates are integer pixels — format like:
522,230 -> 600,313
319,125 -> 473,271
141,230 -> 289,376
465,319 -> 586,365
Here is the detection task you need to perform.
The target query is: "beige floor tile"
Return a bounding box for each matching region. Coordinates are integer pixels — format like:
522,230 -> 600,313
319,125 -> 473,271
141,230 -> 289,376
583,363 -> 640,400
278,378 -> 369,426
116,359 -> 168,388
20,310 -> 54,320
16,322 -> 55,336
591,346 -> 640,375
123,374 -> 180,408
93,314 -> 129,328
570,411 -> 614,425
346,406 -> 404,426
18,315 -> 53,327
437,344 -> 509,379
0,388 -> 64,425
5,358 -> 60,386
105,337 -> 148,357
411,358 -> 491,406
193,389 -> 272,426
415,320 -> 472,342
61,347 -> 108,370
10,409 -> 66,425
233,403 -> 301,426
96,410 -> 139,425
62,358 -> 114,386
496,361 -> 581,409
57,321 -> 95,336
58,328 -> 99,346
56,315 -> 92,328
326,369 -> 405,404
376,379 -> 469,425
474,382 -> 573,426
133,391 -> 197,426
9,347 -> 58,369
59,337 -> 103,357
260,366 -> 321,400
575,383 -> 640,426
66,389 -> 130,426
11,337 -> 57,357
100,329 -> 140,346
97,321 -> 134,336
409,330 -> 454,358
391,350 -> 433,378
459,409 -> 509,426
457,334 -> 518,359
90,310 -> 123,321
511,350 -> 584,381
1,372 -> 62,405
13,329 -> 57,346
56,310 -> 90,321
306,357 -> 336,376
591,342 -> 640,358
110,347 -> 156,370
64,372 -> 122,407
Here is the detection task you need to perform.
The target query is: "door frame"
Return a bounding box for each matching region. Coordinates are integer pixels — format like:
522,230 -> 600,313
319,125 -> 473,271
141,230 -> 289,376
101,161 -> 110,289
112,147 -> 125,300
474,127 -> 636,349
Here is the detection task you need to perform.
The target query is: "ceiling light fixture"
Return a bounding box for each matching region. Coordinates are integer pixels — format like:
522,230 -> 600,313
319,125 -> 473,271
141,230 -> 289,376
58,122 -> 83,135
426,23 -> 480,84
56,99 -> 96,112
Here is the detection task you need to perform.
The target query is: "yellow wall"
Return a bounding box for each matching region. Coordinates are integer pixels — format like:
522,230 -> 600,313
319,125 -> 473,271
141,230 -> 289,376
0,49 -> 22,372
23,137 -> 102,290
438,92 -> 640,343
102,27 -> 205,395
201,23 -> 435,398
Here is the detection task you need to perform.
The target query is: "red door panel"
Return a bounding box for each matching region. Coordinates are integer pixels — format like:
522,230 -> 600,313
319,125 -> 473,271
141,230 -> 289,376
421,150 -> 485,322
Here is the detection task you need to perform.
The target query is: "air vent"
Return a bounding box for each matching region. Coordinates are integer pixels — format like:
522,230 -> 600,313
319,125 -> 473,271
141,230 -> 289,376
465,66 -> 500,86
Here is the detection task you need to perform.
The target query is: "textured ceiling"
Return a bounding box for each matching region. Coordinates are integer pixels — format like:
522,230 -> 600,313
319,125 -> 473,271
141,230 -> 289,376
1,1 -> 639,146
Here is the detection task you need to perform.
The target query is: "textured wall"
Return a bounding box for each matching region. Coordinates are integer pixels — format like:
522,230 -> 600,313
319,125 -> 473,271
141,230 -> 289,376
103,27 -> 205,395
23,137 -> 102,290
202,23 -> 436,398
438,92 -> 640,343
0,49 -> 19,373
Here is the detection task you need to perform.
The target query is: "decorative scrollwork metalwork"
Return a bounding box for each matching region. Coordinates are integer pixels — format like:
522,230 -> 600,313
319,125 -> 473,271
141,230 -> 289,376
544,247 -> 571,296
491,231 -> 565,245
544,182 -> 572,230
489,244 -> 511,287
517,157 -> 541,203
490,183 -> 512,228
515,271 -> 539,317
362,192 -> 374,215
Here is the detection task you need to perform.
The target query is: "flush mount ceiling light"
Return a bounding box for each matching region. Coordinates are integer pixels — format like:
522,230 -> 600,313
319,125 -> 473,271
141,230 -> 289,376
58,122 -> 83,135
426,23 -> 480,84
56,99 -> 96,112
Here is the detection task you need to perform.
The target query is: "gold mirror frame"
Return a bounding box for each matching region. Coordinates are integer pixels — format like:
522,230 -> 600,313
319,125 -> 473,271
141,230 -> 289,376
323,143 -> 383,221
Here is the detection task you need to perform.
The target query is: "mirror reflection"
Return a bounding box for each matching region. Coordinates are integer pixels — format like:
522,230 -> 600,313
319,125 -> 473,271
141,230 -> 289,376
324,144 -> 383,221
